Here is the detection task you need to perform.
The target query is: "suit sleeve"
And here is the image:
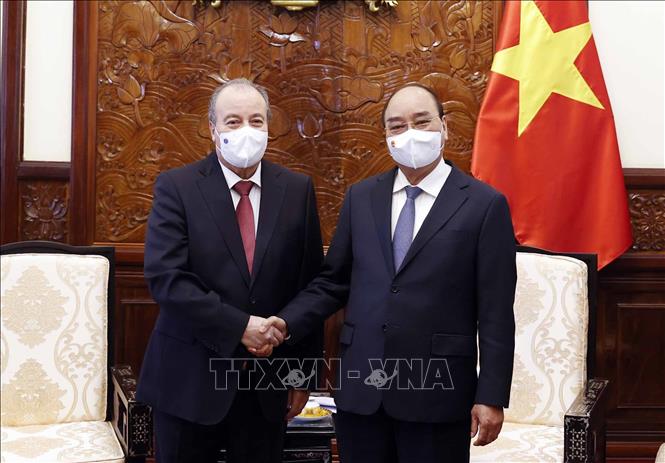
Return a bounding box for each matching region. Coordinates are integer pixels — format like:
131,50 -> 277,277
474,193 -> 517,408
279,185 -> 354,344
144,171 -> 250,356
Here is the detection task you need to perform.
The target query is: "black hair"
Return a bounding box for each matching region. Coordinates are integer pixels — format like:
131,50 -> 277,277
381,83 -> 445,126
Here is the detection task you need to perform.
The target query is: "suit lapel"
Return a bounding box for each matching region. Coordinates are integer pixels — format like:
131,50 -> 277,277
250,161 -> 286,288
196,153 -> 251,286
371,168 -> 398,278
395,165 -> 470,276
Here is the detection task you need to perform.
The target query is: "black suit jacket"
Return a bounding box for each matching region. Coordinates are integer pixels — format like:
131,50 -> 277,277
279,161 -> 516,423
137,153 -> 323,425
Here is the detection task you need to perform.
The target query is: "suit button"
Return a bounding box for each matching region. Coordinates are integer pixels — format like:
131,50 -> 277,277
391,286 -> 399,293
382,323 -> 389,332
249,297 -> 257,305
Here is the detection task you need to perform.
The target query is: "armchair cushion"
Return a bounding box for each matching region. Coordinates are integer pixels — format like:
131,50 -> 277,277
1,254 -> 109,426
470,422 -> 563,462
656,443 -> 665,463
0,421 -> 123,463
505,253 -> 589,427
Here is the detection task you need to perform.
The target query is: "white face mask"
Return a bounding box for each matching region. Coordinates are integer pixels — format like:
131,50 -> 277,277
214,125 -> 268,169
386,129 -> 443,169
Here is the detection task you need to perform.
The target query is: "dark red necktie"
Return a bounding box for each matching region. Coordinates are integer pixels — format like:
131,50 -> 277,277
233,181 -> 255,273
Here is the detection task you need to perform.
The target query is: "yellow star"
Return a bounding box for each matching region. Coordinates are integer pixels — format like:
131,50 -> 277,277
491,1 -> 604,136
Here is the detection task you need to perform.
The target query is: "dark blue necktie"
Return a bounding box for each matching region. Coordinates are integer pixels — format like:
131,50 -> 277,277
393,186 -> 423,271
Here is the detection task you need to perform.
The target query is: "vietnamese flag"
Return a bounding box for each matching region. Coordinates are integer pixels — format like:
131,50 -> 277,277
471,0 -> 632,269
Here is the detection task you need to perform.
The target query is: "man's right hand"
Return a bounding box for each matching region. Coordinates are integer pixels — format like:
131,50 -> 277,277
247,316 -> 288,357
241,315 -> 284,353
261,316 -> 288,338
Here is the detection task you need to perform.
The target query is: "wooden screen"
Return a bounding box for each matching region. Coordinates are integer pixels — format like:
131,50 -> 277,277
94,0 -> 501,246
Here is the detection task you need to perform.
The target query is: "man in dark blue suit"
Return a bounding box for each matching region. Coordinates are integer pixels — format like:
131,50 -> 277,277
137,79 -> 323,463
261,83 -> 517,463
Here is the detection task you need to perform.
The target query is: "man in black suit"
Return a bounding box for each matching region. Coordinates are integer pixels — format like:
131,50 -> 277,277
261,83 -> 517,463
137,78 -> 323,463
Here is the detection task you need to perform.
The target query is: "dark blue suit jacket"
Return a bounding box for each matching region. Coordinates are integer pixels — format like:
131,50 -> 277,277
279,161 -> 516,423
137,153 -> 323,424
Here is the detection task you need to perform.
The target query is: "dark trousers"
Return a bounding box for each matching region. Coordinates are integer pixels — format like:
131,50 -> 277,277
333,406 -> 471,463
154,389 -> 286,463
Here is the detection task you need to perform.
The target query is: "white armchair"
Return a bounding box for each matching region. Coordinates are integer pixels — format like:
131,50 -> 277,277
471,247 -> 607,463
0,241 -> 152,463
656,443 -> 665,462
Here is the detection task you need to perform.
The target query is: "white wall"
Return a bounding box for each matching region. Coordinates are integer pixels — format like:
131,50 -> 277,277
589,1 -> 665,169
22,0 -> 73,162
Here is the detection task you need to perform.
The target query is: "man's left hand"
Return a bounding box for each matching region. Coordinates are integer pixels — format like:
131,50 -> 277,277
470,404 -> 504,446
286,389 -> 310,421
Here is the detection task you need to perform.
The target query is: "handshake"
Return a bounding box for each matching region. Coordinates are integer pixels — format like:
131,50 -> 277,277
241,315 -> 289,357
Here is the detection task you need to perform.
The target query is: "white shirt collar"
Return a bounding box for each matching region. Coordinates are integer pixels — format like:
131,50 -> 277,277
218,158 -> 262,190
393,157 -> 452,197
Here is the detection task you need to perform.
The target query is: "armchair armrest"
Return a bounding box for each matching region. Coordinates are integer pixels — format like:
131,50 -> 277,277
564,378 -> 609,463
110,365 -> 153,459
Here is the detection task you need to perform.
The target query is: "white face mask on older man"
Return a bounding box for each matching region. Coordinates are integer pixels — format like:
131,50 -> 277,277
386,128 -> 444,170
214,125 -> 268,169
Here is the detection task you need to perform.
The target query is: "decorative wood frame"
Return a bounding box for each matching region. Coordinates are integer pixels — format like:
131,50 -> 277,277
1,0 -> 26,244
70,0 -> 99,245
1,1 -> 72,245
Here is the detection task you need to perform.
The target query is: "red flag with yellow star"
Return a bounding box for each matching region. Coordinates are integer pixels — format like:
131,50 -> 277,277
471,0 -> 632,269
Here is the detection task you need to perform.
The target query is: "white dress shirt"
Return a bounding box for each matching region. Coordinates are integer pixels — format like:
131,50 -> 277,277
219,159 -> 261,235
391,158 -> 452,239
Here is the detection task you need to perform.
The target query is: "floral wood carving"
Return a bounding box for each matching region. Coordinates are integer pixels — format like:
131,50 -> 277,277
192,1 -> 398,13
95,0 -> 500,244
19,181 -> 69,242
629,191 -> 665,252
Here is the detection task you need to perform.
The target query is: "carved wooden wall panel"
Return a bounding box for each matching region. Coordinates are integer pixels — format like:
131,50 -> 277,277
599,171 -> 665,456
113,270 -> 159,370
18,181 -> 69,242
629,191 -> 665,252
598,272 -> 665,452
94,0 -> 500,245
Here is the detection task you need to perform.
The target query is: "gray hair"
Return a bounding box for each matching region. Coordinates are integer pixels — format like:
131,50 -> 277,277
208,78 -> 272,124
